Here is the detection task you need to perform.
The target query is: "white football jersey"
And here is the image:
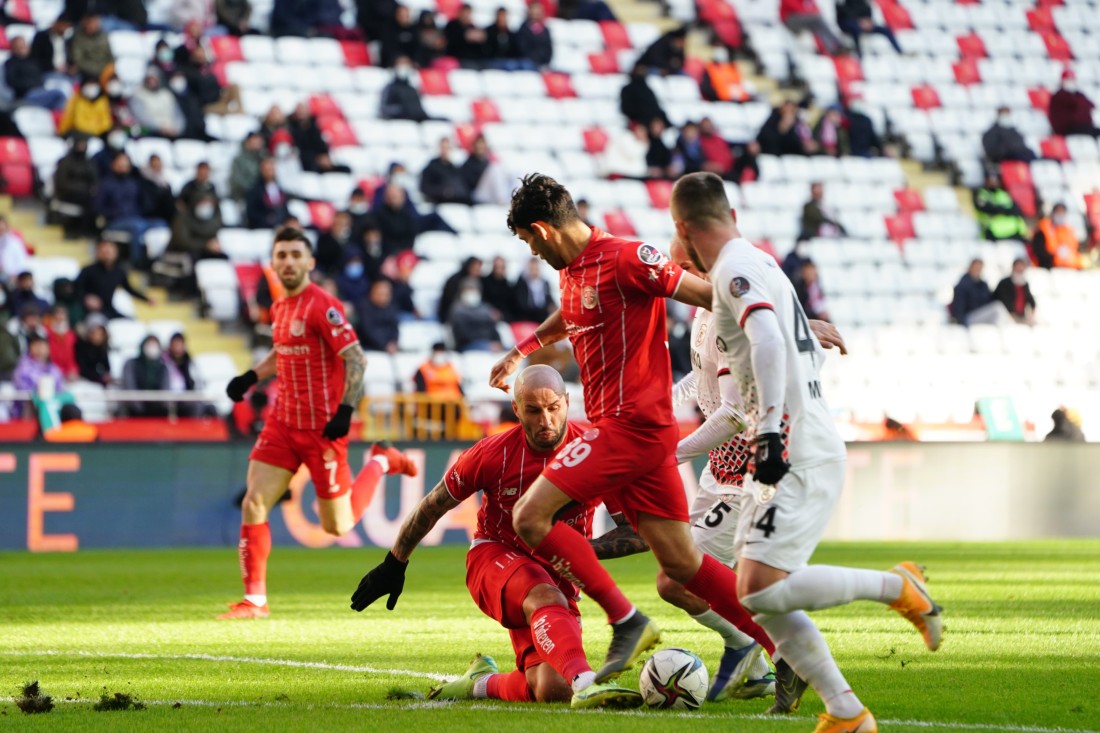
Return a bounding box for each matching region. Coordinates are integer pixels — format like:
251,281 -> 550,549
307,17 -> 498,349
710,238 -> 845,469
688,308 -> 752,489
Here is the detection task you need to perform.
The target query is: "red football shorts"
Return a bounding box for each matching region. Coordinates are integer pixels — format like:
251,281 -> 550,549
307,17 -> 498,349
249,418 -> 352,500
542,419 -> 688,526
466,541 -> 580,673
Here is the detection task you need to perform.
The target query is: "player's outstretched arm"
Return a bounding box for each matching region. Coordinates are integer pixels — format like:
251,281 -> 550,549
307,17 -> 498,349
590,513 -> 650,560
671,271 -> 714,310
490,309 -> 568,393
809,320 -> 847,355
323,345 -> 366,440
676,371 -> 747,463
350,481 -> 460,612
226,349 -> 275,402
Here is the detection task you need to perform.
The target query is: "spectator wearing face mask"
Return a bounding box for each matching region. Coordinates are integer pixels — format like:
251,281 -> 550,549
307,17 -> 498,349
439,257 -> 482,321
170,192 -> 222,261
992,258 -> 1036,325
229,132 -> 266,202
245,158 -> 289,229
415,342 -> 464,397
69,14 -> 115,80
101,67 -> 138,131
345,188 -> 374,242
123,335 -> 170,417
76,314 -> 112,385
13,334 -> 65,418
982,106 -> 1036,164
57,76 -> 113,137
1049,69 -> 1099,138
380,5 -> 421,68
132,68 -> 186,139
152,39 -> 177,77
356,279 -> 400,353
51,136 -> 99,238
167,69 -> 209,140
315,211 -> 356,276
336,253 -> 372,305
163,332 -> 206,417
1031,203 -> 1083,270
46,304 -> 79,380
447,279 -> 502,352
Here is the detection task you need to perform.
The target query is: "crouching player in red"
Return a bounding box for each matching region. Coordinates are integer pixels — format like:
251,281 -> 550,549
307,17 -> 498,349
349,365 -> 642,709
220,227 -> 417,619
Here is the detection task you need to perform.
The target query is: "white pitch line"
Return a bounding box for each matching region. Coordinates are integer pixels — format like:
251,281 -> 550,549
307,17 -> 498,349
3,650 -> 1096,733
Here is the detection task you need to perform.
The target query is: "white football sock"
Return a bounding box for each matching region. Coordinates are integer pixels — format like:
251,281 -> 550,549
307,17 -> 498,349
691,609 -> 755,649
741,566 -> 902,615
244,594 -> 266,607
571,671 -> 596,692
754,610 -> 863,719
372,454 -> 390,473
472,674 -> 492,699
611,607 -> 636,625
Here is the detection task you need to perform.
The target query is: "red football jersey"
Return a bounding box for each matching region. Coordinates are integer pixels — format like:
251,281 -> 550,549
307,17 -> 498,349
444,422 -> 594,552
559,228 -> 685,426
271,283 -> 359,430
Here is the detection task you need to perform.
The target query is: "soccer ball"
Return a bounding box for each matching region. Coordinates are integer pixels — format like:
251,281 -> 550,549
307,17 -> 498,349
638,648 -> 709,710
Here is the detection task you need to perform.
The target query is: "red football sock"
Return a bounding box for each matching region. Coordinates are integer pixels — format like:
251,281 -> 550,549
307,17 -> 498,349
684,554 -> 776,656
239,522 -> 271,597
530,604 -> 591,683
485,671 -> 533,702
350,459 -> 383,522
533,522 -> 634,623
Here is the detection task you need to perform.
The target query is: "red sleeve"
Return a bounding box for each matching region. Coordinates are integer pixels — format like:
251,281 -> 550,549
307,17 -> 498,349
312,296 -> 359,355
618,242 -> 685,299
443,441 -> 486,501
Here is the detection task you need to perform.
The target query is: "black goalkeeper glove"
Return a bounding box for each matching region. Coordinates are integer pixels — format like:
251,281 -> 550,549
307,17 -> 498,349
753,432 -> 790,486
226,370 -> 258,402
322,404 -> 354,440
350,552 -> 408,611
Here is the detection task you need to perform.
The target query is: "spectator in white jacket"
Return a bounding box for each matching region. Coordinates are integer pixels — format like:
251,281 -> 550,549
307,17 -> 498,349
131,68 -> 185,139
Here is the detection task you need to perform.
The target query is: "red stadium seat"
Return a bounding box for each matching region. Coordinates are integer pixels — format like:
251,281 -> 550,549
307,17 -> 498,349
698,0 -> 736,24
646,179 -> 673,209
0,27 -> 7,50
309,94 -> 342,118
604,210 -> 637,238
1041,32 -> 1073,61
833,56 -> 863,85
436,0 -> 462,19
235,263 -> 263,303
319,116 -> 358,147
419,69 -> 452,95
956,32 -> 987,59
753,239 -> 780,262
7,0 -> 30,22
999,161 -> 1033,188
471,98 -> 501,123
1040,136 -> 1070,161
357,175 -> 385,201
884,213 -> 914,243
0,137 -> 30,165
1084,192 -> 1100,244
713,20 -> 742,49
340,40 -> 371,67
1007,183 -> 1037,218
911,84 -> 941,110
1028,87 -> 1051,111
454,122 -> 480,151
210,35 -> 243,62
952,58 -> 981,85
683,57 -> 706,83
582,126 -> 608,154
210,61 -> 229,86
877,0 -> 913,30
894,188 -> 925,213
510,321 -> 539,344
599,21 -> 632,50
588,51 -> 619,74
542,72 -> 576,99
1026,7 -> 1055,32
308,201 -> 336,231
0,164 -> 33,197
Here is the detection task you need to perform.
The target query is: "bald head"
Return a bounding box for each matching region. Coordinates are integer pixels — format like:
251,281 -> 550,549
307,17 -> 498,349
514,364 -> 566,402
512,365 -> 570,451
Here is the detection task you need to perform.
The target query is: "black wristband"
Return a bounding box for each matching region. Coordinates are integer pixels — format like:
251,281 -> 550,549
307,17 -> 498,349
384,551 -> 408,568
240,370 -> 259,387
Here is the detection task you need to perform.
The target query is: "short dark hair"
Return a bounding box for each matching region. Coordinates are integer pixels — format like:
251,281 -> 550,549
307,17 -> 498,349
60,404 -> 82,423
272,226 -> 313,254
670,172 -> 733,228
507,173 -> 579,234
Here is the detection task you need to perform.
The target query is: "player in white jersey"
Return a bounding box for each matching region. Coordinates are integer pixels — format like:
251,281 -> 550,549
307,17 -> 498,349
669,172 -> 943,733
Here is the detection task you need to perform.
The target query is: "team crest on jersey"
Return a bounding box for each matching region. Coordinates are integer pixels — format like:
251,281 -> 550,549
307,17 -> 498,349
326,307 -> 344,326
729,277 -> 751,298
289,319 -> 306,337
694,322 -> 709,347
582,285 -> 599,309
757,484 -> 777,503
583,428 -> 599,441
637,244 -> 666,265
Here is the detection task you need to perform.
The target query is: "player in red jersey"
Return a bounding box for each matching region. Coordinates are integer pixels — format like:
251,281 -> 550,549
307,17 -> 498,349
219,227 -> 417,619
488,174 -> 776,681
349,365 -> 642,709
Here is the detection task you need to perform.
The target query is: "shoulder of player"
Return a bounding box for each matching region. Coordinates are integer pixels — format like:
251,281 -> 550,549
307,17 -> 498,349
468,423 -> 525,462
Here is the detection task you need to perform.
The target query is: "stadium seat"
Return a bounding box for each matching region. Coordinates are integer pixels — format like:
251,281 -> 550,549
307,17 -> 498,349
956,32 -> 988,58
418,69 -> 452,96
911,84 -> 941,110
471,98 -> 502,124
588,51 -> 619,74
645,179 -> 673,209
894,188 -> 925,213
0,164 -> 33,197
603,210 -> 637,238
0,137 -> 30,165
210,35 -> 243,62
582,126 -> 609,154
884,213 -> 915,243
542,71 -> 576,99
1041,136 -> 1071,161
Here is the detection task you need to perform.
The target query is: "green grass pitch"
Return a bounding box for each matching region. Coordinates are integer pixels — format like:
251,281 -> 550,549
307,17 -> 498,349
2,541 -> 1099,732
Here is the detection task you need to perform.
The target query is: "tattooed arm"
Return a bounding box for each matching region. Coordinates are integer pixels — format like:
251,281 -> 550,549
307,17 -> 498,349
590,512 -> 650,560
340,344 -> 367,407
391,481 -> 461,562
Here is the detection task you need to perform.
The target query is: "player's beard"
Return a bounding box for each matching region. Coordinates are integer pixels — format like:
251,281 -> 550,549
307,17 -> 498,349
278,269 -> 308,292
528,422 -> 567,452
680,237 -> 708,274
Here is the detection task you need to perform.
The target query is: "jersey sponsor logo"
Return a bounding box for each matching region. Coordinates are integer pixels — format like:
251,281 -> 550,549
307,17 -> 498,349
500,487 -> 519,497
637,243 -> 666,265
289,319 -> 306,337
326,306 -> 344,326
582,285 -> 599,309
276,343 -> 311,356
331,323 -> 354,338
729,276 -> 751,298
715,336 -> 727,353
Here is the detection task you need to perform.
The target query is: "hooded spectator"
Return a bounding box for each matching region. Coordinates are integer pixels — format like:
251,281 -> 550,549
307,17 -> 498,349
380,56 -> 430,122
637,26 -> 686,76
1048,69 -> 1098,138
76,314 -> 112,385
356,279 -> 400,352
415,9 -> 446,68
620,63 -> 668,127
982,106 -> 1036,163
380,4 -> 421,68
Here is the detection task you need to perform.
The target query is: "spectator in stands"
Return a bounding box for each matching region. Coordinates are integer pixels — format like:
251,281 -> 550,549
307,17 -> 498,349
170,191 -> 222,262
448,279 -> 501,351
336,253 -> 372,305
271,0 -> 314,37
637,26 -> 687,77
380,5 -> 421,68
75,239 -> 154,319
982,107 -> 1036,164
1048,69 -> 1098,138
13,334 -> 63,415
1045,407 -> 1085,443
461,134 -> 513,205
289,102 -> 349,173
700,47 -> 747,103
484,7 -> 520,69
646,118 -> 676,179
1031,203 -> 1082,270
993,258 -> 1036,325
386,250 -> 418,318
216,0 -> 254,35
516,1 -> 552,70
376,182 -> 419,256
439,256 -> 482,321
123,335 -> 170,417
800,181 -> 847,239
98,0 -> 149,31
346,187 -> 374,238
131,68 -> 185,139
380,56 -> 431,122
166,68 -> 209,140
481,256 -> 515,321
8,301 -> 46,359
95,153 -> 166,265
844,98 -> 884,157
102,67 -> 138,131
758,99 -> 814,156
171,3 -> 213,31
76,314 -> 112,385
420,138 -> 472,204
575,198 -> 593,227
42,403 -> 98,442
314,211 -> 355,276
835,0 -> 901,57
416,342 -> 463,396
10,274 -> 50,323
620,63 -> 668,127
415,9 -> 446,68
445,4 -> 488,66
780,0 -> 843,55
31,17 -> 75,80
52,136 -> 99,238
163,332 -> 204,416
795,259 -> 830,321
0,309 -> 18,380
558,0 -> 617,22
178,162 -> 217,211
356,279 -> 400,353
140,154 -> 177,224
974,174 -> 1028,241
229,132 -> 266,202
698,116 -> 733,177
4,36 -> 67,109
51,277 -> 82,326
513,257 -> 553,323
600,122 -> 650,179
245,158 -> 290,229
814,106 -> 846,157
950,258 -> 1009,326
46,304 -> 78,381
675,122 -> 706,176
57,75 -> 112,137
0,215 -> 30,286
69,14 -> 115,80
152,39 -> 177,77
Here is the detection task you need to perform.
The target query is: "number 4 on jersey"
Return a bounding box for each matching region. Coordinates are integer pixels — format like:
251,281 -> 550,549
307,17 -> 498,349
753,506 -> 777,538
792,294 -> 814,354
